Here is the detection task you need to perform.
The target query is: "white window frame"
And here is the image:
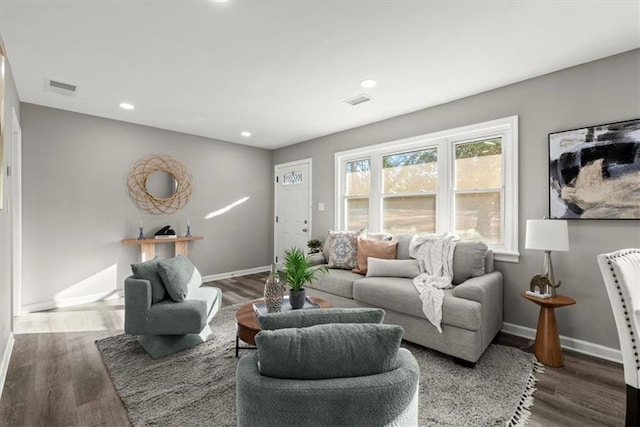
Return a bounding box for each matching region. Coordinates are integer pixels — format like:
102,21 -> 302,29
335,116 -> 519,263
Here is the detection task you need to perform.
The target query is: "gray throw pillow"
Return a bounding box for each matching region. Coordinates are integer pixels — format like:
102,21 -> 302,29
366,258 -> 420,279
131,256 -> 166,303
256,323 -> 403,380
157,255 -> 202,302
452,241 -> 488,285
259,307 -> 385,330
327,230 -> 360,270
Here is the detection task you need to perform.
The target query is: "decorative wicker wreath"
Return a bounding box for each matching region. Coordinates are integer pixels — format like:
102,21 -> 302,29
127,154 -> 193,215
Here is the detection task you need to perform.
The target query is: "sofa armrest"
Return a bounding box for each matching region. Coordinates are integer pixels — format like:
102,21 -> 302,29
308,253 -> 326,266
124,276 -> 152,334
452,271 -> 503,349
452,271 -> 501,303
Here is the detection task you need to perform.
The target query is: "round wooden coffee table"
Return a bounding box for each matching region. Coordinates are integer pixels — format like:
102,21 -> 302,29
234,296 -> 333,357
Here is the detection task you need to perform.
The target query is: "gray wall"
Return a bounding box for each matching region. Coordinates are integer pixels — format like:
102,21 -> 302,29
20,104 -> 272,308
273,49 -> 640,350
0,40 -> 20,378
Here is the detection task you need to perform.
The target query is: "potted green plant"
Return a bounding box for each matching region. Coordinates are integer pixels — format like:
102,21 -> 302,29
283,247 -> 328,309
306,239 -> 323,254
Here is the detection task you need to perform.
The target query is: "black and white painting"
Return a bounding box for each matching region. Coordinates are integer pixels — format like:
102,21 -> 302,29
549,118 -> 640,219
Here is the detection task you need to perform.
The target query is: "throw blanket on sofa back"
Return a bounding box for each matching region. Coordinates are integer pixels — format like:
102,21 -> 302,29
409,233 -> 458,333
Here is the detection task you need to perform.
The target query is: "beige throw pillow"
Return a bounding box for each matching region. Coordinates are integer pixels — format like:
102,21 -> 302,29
352,238 -> 397,275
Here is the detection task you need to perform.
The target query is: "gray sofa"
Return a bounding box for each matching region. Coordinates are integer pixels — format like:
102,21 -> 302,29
306,233 -> 503,366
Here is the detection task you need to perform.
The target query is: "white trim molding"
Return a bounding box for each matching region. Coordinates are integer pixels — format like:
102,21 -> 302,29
0,332 -> 15,400
202,265 -> 271,283
502,322 -> 622,364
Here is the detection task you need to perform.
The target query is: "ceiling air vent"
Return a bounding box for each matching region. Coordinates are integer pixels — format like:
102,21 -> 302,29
45,78 -> 79,97
344,94 -> 371,106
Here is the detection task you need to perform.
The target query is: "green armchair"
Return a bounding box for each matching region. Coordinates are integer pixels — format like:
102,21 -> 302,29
236,308 -> 420,427
124,255 -> 222,359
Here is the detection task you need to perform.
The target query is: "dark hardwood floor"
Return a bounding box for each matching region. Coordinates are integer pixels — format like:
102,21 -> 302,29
1,272 -> 625,426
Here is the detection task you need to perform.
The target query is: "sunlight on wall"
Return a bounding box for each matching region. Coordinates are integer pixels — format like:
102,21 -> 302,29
204,196 -> 250,219
55,263 -> 118,301
15,263 -> 123,333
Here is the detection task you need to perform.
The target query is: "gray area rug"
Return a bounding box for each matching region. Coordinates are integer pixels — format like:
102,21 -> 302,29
97,304 -> 539,426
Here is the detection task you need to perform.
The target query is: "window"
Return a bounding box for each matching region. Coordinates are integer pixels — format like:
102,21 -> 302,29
345,159 -> 370,231
382,149 -> 438,234
336,116 -> 519,262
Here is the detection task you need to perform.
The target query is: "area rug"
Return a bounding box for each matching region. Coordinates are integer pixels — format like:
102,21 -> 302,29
97,304 -> 540,426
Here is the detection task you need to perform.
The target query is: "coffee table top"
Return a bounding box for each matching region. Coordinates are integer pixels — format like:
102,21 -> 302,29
235,296 -> 333,334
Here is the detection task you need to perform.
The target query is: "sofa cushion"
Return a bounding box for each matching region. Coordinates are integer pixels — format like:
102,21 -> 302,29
452,241 -> 488,285
366,258 -> 420,279
157,255 -> 202,302
307,268 -> 362,299
146,298 -> 207,334
186,285 -> 220,316
353,238 -> 397,274
255,323 -> 403,380
353,277 -> 481,330
394,234 -> 414,260
327,230 -> 360,270
131,256 -> 166,303
258,307 -> 385,330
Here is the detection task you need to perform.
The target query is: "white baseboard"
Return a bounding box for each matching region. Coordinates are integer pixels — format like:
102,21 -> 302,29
0,332 -> 15,400
502,322 -> 622,364
20,289 -> 125,314
202,265 -> 270,283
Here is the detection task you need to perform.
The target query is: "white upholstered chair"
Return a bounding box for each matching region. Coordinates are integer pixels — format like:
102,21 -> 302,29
597,248 -> 640,427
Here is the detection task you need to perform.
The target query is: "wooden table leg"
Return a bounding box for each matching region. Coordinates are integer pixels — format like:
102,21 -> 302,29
175,241 -> 189,256
140,242 -> 156,262
533,305 -> 563,367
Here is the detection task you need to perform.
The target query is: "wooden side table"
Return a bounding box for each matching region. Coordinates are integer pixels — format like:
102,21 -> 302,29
122,236 -> 203,261
521,291 -> 576,367
234,297 -> 333,357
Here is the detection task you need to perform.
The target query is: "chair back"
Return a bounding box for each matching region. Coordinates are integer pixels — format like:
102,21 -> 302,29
597,249 -> 640,388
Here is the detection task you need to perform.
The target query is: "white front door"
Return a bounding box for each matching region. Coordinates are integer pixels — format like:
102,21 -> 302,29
274,159 -> 312,267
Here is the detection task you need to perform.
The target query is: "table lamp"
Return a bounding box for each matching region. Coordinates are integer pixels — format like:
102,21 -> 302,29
525,219 -> 569,297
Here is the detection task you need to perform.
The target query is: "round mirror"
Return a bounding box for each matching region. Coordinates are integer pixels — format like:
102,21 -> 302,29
146,170 -> 178,199
127,154 -> 193,215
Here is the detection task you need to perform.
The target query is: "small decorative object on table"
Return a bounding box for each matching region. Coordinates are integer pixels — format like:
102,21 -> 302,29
185,219 -> 192,237
154,225 -> 177,239
253,296 -> 320,316
263,263 -> 285,313
283,247 -> 328,309
307,239 -> 323,254
138,220 -> 145,240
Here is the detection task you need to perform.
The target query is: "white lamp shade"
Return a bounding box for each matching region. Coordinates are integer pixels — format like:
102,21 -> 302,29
525,219 -> 569,251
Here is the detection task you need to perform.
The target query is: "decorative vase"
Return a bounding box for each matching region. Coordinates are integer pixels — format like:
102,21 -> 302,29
289,289 -> 306,309
264,263 -> 284,313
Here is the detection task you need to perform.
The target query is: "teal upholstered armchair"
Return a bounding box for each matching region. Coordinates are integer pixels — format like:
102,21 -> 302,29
125,255 -> 222,359
236,308 -> 420,427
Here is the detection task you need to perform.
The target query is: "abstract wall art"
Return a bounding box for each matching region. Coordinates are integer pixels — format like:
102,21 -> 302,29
549,118 -> 640,219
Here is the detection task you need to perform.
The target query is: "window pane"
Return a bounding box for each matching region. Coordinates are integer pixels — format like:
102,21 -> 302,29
383,149 -> 437,193
346,159 -> 370,196
455,138 -> 502,190
382,196 -> 436,234
346,198 -> 369,231
454,192 -> 501,243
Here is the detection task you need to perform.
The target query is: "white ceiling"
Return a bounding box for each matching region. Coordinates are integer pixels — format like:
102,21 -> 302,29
1,1 -> 639,150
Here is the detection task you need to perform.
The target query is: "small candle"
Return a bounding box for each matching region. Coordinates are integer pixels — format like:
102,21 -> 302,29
139,220 -> 143,228
187,219 -> 190,227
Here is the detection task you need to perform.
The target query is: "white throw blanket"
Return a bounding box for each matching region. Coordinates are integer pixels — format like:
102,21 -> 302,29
409,233 -> 458,333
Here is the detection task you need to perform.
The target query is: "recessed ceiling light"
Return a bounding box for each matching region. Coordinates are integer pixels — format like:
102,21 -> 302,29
360,79 -> 377,88
241,131 -> 251,138
119,102 -> 135,110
